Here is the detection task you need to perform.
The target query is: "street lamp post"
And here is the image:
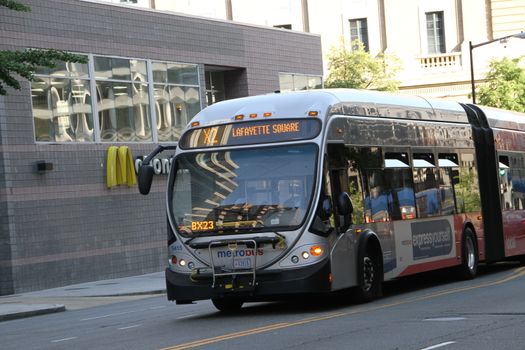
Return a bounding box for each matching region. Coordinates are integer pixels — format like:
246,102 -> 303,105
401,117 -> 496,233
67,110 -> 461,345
469,32 -> 525,104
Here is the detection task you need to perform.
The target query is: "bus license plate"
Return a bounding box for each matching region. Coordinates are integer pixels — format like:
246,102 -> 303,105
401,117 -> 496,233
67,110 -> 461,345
233,258 -> 251,269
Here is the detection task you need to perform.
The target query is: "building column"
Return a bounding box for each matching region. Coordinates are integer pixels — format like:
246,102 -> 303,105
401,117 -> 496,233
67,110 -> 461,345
302,0 -> 310,33
226,0 -> 233,20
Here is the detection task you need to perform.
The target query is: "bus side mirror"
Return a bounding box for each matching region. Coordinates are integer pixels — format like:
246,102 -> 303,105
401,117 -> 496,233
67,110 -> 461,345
337,192 -> 353,232
337,192 -> 353,216
138,164 -> 154,195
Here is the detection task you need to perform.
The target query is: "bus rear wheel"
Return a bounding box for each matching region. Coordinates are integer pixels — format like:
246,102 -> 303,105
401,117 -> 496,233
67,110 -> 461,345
211,297 -> 244,312
458,228 -> 478,280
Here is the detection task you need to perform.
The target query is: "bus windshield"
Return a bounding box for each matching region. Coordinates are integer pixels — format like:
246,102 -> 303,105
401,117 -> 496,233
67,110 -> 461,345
170,144 -> 318,237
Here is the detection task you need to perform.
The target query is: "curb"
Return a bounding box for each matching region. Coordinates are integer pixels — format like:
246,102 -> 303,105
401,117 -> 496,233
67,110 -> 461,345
84,289 -> 166,297
0,304 -> 66,322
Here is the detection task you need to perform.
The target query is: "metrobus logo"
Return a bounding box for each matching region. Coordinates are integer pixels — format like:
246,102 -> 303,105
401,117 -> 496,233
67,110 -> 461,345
217,249 -> 264,258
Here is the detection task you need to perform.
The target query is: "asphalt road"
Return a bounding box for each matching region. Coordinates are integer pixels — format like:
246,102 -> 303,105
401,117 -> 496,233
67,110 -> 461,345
2,262 -> 525,350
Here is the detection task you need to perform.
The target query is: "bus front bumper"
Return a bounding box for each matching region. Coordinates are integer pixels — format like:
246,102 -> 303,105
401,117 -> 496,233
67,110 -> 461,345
166,259 -> 331,303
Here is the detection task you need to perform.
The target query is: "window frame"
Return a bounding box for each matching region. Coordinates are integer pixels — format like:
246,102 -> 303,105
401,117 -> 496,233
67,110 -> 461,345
349,18 -> 370,52
31,53 -> 203,144
425,11 -> 446,54
278,72 -> 323,92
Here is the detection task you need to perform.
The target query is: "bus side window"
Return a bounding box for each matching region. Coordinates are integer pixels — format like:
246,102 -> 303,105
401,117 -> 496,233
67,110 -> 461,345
346,146 -> 382,224
454,152 -> 481,213
310,168 -> 335,236
499,155 -> 512,210
499,154 -> 525,211
438,153 -> 460,215
412,153 -> 439,218
348,172 -> 364,224
515,169 -> 525,210
384,168 -> 416,220
518,154 -> 525,210
365,169 -> 391,222
509,154 -> 525,210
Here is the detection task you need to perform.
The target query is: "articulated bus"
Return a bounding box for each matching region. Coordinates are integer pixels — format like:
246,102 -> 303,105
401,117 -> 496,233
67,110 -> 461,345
138,89 -> 525,312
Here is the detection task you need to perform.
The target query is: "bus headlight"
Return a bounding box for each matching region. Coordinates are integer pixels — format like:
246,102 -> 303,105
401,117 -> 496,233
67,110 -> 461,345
280,243 -> 328,268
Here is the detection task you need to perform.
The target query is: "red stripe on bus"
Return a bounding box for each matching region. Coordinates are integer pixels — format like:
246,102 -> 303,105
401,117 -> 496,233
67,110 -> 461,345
398,257 -> 459,277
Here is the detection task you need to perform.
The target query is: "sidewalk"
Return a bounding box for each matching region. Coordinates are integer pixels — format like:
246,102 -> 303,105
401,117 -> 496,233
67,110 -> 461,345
0,271 -> 166,322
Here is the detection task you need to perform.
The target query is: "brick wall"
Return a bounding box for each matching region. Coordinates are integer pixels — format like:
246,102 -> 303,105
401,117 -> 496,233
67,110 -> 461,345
0,0 -> 322,294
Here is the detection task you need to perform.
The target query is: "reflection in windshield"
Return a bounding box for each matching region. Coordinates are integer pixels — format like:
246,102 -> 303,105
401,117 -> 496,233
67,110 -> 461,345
170,144 -> 317,236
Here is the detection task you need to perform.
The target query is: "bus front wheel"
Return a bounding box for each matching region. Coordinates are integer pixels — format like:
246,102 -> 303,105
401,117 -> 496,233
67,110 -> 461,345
354,244 -> 383,302
458,228 -> 478,280
211,297 -> 244,312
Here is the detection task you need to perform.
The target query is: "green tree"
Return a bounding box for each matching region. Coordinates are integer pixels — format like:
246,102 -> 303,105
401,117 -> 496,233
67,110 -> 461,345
325,40 -> 401,91
0,0 -> 87,96
477,56 -> 525,112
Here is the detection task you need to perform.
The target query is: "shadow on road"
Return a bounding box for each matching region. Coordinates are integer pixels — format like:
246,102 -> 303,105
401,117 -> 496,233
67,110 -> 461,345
187,261 -> 521,319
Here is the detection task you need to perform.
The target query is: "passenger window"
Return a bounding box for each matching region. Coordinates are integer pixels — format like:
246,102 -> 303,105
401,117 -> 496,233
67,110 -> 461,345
346,146 -> 382,224
413,153 -> 440,218
438,153 -> 459,215
500,154 -> 525,211
514,169 -> 525,210
384,168 -> 416,220
454,152 -> 481,213
310,170 -> 335,235
365,169 -> 391,222
499,155 -> 512,210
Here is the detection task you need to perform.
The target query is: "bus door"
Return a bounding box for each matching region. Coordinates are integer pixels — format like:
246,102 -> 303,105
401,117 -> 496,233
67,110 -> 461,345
326,143 -> 358,290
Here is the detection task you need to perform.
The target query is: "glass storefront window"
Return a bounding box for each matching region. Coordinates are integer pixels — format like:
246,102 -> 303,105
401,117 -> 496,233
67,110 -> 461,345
279,73 -> 322,92
32,76 -> 93,142
153,63 -> 199,85
97,81 -> 151,141
94,56 -> 152,142
131,60 -> 148,82
154,84 -> 181,141
152,62 -> 168,83
308,76 -> 322,89
94,56 -> 133,81
279,74 -> 293,92
153,85 -> 201,142
152,61 -> 200,142
185,86 -> 201,119
294,75 -> 308,91
36,61 -> 89,79
168,64 -> 199,85
31,54 -> 202,143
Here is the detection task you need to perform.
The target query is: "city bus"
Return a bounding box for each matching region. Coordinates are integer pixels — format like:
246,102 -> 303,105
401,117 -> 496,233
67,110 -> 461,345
138,89 -> 525,312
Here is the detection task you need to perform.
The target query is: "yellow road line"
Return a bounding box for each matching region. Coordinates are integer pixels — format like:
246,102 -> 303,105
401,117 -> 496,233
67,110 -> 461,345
160,266 -> 525,350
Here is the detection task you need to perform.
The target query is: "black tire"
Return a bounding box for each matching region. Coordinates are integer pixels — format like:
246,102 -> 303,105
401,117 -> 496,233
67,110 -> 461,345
458,228 -> 478,280
211,297 -> 244,312
354,245 -> 383,302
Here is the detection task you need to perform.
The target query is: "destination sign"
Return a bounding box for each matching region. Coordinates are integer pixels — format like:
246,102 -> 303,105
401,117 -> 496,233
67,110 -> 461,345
191,220 -> 215,231
179,119 -> 321,149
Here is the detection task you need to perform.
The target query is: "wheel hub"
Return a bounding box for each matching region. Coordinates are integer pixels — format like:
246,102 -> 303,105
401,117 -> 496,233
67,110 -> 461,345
363,256 -> 374,291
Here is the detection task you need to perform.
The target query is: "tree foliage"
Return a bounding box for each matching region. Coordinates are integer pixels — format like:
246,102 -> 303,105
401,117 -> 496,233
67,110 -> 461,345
477,56 -> 525,112
0,1 -> 88,96
325,40 -> 401,91
0,0 -> 30,12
